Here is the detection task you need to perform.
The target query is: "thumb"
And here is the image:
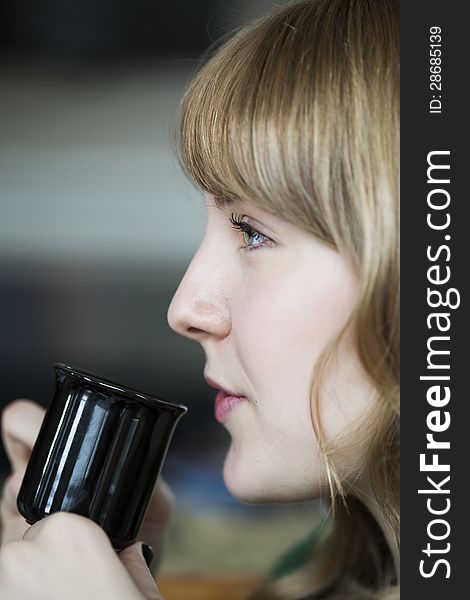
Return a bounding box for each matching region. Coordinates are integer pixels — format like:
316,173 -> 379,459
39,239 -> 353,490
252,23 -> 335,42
1,399 -> 45,472
119,542 -> 165,600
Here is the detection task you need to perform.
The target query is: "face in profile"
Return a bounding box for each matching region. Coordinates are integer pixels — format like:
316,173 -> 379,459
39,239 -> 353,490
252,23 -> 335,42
167,194 -> 376,503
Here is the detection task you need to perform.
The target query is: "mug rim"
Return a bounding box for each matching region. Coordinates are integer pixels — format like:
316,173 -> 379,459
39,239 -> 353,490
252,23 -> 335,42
54,362 -> 188,415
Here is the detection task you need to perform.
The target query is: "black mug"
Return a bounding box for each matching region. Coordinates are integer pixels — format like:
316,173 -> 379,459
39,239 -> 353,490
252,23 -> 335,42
17,363 -> 188,549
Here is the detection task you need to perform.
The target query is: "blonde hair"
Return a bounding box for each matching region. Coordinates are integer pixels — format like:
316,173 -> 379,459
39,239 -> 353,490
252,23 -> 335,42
176,0 -> 399,598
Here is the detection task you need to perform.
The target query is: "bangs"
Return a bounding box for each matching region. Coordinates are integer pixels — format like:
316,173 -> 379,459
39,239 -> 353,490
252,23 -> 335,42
176,1 -> 337,240
176,0 -> 399,251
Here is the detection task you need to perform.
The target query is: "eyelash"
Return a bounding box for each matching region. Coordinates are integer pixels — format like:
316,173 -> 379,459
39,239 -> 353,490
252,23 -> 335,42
229,213 -> 272,252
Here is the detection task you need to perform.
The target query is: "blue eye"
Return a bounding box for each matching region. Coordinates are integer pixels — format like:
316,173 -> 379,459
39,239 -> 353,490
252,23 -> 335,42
229,213 -> 271,251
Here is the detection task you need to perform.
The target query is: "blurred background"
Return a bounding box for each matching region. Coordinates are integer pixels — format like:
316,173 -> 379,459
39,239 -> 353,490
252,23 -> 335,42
0,0 -> 320,581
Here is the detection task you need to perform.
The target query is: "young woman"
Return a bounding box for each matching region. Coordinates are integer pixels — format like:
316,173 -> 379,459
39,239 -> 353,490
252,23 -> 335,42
0,1 -> 399,598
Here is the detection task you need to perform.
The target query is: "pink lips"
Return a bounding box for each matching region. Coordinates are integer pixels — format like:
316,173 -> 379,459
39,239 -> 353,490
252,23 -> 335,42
214,390 -> 247,423
204,374 -> 248,423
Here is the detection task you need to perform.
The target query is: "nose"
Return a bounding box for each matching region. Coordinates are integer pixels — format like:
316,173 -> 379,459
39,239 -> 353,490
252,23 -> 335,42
167,242 -> 232,342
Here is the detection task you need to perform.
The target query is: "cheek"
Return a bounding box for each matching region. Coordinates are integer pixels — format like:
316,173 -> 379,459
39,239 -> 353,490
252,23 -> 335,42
233,262 -> 358,399
229,269 -> 346,468
228,258 -> 371,489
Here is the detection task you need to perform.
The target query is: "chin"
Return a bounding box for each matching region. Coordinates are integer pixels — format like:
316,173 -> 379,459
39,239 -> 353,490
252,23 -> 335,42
222,446 -> 324,504
222,445 -> 270,503
223,472 -> 273,504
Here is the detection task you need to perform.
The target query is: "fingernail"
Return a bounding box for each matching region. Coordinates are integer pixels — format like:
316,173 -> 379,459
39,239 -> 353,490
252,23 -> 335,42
141,543 -> 154,567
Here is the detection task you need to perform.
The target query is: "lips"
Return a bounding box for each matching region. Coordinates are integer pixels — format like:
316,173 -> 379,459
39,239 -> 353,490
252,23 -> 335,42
203,374 -> 244,398
204,373 -> 248,423
214,390 -> 247,423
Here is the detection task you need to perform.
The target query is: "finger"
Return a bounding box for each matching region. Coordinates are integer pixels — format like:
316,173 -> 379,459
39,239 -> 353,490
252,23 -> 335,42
143,478 -> 175,528
137,478 -> 176,573
1,468 -> 26,516
1,400 -> 45,471
119,542 -> 165,600
21,512 -> 112,550
22,521 -> 41,541
0,469 -> 30,546
21,512 -> 62,542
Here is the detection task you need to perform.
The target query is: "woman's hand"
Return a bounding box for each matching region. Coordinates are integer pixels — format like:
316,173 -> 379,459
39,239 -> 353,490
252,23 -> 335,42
135,477 -> 175,573
1,399 -> 44,545
0,511 -> 164,599
0,399 -> 175,573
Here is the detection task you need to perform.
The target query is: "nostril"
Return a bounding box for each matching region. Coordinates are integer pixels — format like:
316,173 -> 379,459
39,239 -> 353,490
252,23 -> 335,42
187,326 -> 206,336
